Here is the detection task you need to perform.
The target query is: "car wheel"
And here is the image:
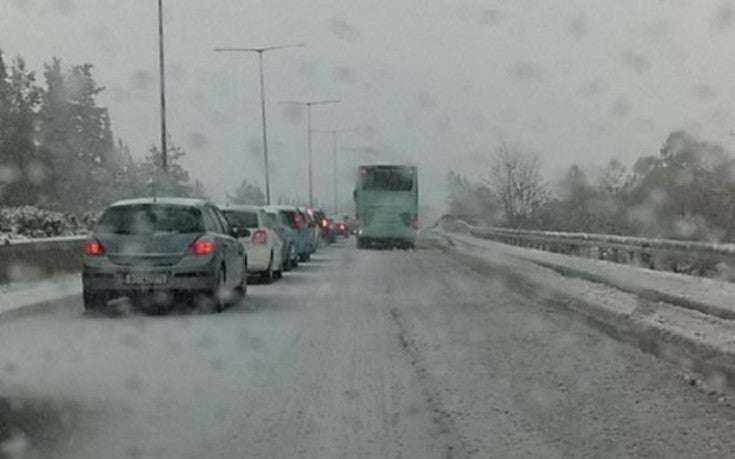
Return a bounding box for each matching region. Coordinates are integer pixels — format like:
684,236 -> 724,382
262,255 -> 275,284
236,259 -> 248,298
83,289 -> 107,312
278,254 -> 286,276
290,244 -> 299,269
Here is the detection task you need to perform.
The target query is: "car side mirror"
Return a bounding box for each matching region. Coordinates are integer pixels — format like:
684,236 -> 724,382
231,226 -> 250,238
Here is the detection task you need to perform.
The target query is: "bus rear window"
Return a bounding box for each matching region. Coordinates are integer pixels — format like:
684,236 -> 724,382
362,169 -> 414,191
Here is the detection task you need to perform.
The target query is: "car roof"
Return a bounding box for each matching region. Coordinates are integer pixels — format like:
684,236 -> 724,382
220,205 -> 263,212
263,205 -> 298,211
109,197 -> 211,208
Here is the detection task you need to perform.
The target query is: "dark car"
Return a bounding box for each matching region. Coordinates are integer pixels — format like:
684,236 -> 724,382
268,205 -> 313,262
82,198 -> 249,314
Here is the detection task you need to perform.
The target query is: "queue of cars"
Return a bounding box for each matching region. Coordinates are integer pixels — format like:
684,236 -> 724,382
81,198 -> 346,315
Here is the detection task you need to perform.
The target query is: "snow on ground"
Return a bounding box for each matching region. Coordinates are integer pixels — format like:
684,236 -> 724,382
429,229 -> 735,391
0,274 -> 80,317
441,229 -> 735,319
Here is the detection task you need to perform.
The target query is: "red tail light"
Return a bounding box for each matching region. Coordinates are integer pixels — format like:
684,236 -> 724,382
84,239 -> 104,256
292,213 -> 302,229
190,238 -> 216,256
320,219 -> 328,228
252,229 -> 268,244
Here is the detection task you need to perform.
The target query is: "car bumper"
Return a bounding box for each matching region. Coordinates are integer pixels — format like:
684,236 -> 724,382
245,244 -> 271,272
82,257 -> 218,293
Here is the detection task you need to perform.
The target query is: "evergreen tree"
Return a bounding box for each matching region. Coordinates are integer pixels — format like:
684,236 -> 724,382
0,51 -> 46,205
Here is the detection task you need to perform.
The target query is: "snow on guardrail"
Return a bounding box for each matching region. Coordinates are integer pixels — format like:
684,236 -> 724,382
439,216 -> 735,279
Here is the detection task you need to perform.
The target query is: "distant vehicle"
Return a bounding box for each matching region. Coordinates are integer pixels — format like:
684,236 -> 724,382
313,209 -> 331,243
82,198 -> 248,314
353,165 -> 418,249
263,207 -> 300,270
222,206 -> 284,284
299,207 -> 320,253
330,215 -> 350,238
268,205 -> 312,262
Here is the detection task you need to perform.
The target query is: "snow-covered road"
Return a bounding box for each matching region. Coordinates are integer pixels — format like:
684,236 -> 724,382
2,239 -> 735,458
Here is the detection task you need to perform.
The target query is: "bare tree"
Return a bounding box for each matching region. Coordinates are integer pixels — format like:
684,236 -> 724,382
486,140 -> 548,227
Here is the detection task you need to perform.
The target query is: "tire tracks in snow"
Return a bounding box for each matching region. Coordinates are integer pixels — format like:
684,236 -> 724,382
389,306 -> 470,459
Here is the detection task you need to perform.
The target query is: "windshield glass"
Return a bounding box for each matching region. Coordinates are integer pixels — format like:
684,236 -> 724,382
6,2 -> 735,458
97,205 -> 204,235
361,167 -> 414,191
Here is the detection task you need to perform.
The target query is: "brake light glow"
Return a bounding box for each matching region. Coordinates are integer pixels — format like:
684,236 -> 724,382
84,239 -> 104,256
190,238 -> 216,256
252,229 -> 268,244
320,219 -> 328,228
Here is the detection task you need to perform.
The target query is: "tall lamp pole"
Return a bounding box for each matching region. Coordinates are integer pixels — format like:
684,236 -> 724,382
279,100 -> 340,207
157,0 -> 168,171
214,44 -> 305,205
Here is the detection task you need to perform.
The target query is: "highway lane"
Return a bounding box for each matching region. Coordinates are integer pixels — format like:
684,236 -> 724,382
2,239 -> 735,458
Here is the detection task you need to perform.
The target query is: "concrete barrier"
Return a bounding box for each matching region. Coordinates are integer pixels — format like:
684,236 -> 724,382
0,236 -> 86,284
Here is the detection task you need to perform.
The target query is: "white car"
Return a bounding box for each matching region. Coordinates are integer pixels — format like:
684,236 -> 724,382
221,205 -> 284,283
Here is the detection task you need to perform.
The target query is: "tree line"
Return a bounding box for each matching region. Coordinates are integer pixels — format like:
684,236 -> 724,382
447,130 -> 735,243
0,50 -> 208,214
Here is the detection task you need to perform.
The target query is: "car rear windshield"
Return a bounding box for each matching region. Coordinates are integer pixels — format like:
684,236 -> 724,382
97,205 -> 205,235
222,210 -> 259,229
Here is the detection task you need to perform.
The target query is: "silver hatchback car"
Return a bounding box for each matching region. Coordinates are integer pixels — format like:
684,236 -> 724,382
82,198 -> 249,314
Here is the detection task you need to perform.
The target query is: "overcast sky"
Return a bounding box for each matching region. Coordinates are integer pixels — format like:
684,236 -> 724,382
2,0 -> 735,209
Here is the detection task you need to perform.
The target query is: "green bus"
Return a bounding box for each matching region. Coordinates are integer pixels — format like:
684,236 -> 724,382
353,164 -> 418,249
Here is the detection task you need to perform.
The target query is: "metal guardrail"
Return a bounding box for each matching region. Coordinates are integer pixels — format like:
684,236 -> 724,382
444,219 -> 735,276
0,236 -> 86,284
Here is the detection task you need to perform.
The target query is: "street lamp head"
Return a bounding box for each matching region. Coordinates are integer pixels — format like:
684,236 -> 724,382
279,99 -> 341,107
213,44 -> 307,53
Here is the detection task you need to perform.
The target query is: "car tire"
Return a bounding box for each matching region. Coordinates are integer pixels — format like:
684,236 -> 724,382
236,259 -> 248,299
83,289 -> 107,312
262,255 -> 275,284
290,244 -> 299,269
277,255 -> 286,276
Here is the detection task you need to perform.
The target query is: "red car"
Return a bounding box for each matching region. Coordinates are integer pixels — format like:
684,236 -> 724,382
331,216 -> 351,238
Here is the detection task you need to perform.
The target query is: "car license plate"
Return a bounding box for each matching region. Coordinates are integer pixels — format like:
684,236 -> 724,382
124,273 -> 168,285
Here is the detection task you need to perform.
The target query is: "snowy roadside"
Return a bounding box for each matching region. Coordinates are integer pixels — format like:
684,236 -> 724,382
441,229 -> 735,319
427,229 -> 735,394
0,273 -> 80,318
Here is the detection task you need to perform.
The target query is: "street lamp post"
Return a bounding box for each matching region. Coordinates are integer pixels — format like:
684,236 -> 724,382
279,100 -> 340,207
214,44 -> 305,205
157,0 -> 168,171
